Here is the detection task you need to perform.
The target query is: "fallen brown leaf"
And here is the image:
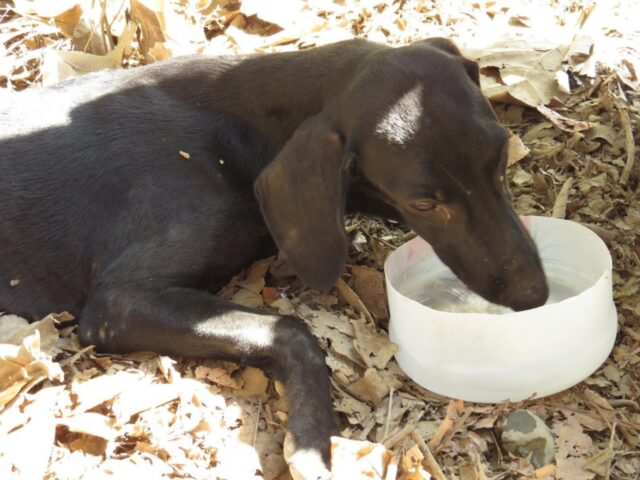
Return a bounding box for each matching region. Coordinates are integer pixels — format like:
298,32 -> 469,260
507,134 -> 530,166
331,436 -> 392,480
351,266 -> 389,319
352,317 -> 397,370
537,105 -> 591,132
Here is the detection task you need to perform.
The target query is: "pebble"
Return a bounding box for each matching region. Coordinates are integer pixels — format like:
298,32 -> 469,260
501,409 -> 555,468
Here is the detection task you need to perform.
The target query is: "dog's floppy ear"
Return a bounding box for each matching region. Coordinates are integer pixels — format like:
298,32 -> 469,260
416,37 -> 480,86
254,115 -> 351,291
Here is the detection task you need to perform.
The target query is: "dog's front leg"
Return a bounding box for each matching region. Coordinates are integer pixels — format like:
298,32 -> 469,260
80,284 -> 336,479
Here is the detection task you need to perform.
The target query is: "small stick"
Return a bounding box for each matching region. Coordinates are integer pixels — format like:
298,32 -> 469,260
617,100 -> 636,185
411,429 -> 447,480
252,402 -> 262,448
263,402 -> 276,433
383,415 -> 420,450
383,386 -> 395,440
604,421 -> 617,480
552,177 -> 573,218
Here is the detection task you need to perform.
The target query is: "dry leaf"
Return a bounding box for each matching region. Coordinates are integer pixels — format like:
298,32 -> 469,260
157,355 -> 179,383
352,317 -> 398,370
71,371 -> 144,413
231,284 -> 264,308
326,347 -> 360,385
553,415 -> 596,480
535,464 -> 556,478
108,21 -> 137,64
0,324 -> 63,410
336,278 -> 374,323
400,443 -> 424,472
112,382 -> 181,422
507,134 -> 530,166
552,177 -> 574,218
1,313 -> 59,353
238,366 -> 269,397
241,0 -> 303,30
246,257 -> 273,282
130,0 -> 166,59
11,0 -> 80,17
335,391 -> 372,425
331,436 -> 392,480
0,314 -> 30,342
555,456 -> 596,480
299,307 -> 362,365
585,123 -> 620,146
554,416 -> 593,457
537,105 -> 591,132
0,386 -> 62,479
583,447 -> 615,475
271,297 -> 296,315
53,4 -> 83,39
463,38 -> 572,106
42,50 -> 118,85
194,363 -> 243,389
349,368 -> 391,406
59,412 -> 117,440
351,266 -> 389,319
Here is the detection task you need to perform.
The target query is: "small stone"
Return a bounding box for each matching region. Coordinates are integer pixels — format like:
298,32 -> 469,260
501,409 -> 555,468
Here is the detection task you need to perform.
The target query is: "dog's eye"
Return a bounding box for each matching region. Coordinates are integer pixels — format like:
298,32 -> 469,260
409,198 -> 438,212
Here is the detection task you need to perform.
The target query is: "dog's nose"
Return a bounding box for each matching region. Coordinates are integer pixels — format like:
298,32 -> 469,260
492,276 -> 507,291
503,281 -> 549,312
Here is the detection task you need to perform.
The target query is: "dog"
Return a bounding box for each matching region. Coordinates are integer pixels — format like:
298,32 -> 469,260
0,38 -> 548,478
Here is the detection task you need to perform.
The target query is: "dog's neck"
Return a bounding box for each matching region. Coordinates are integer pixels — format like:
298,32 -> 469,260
163,39 -> 382,148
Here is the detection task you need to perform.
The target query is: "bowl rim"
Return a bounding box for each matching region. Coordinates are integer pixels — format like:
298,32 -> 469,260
384,215 -> 613,318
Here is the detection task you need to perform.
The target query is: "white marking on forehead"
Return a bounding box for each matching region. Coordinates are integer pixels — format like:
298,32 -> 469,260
374,84 -> 424,146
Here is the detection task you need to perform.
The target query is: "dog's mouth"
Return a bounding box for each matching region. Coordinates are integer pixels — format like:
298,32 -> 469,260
403,215 -> 549,312
443,250 -> 549,312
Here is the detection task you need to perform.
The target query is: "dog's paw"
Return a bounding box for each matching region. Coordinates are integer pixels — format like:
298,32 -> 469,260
283,433 -> 332,480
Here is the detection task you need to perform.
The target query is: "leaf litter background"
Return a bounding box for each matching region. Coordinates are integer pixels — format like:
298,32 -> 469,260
0,1 -> 639,479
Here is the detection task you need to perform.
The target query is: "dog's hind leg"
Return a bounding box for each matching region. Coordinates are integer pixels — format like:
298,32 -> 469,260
80,283 -> 335,479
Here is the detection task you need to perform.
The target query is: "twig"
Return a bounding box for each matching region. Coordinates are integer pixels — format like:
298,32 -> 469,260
411,429 -> 447,480
604,421 -> 617,480
58,344 -> 95,367
252,402 -> 262,448
263,402 -> 276,433
617,97 -> 636,185
552,177 -> 573,218
382,412 -> 421,450
608,398 -> 640,409
383,386 -> 394,440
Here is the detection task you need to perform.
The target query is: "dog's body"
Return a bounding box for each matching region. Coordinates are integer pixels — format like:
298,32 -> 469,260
0,38 -> 548,478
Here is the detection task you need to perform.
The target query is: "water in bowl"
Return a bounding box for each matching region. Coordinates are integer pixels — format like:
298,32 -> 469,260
396,261 -> 592,314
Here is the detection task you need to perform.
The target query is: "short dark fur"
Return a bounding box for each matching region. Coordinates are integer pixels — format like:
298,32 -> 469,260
0,38 -> 548,474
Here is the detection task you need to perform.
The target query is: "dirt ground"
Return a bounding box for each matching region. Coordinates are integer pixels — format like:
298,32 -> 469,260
0,1 -> 638,479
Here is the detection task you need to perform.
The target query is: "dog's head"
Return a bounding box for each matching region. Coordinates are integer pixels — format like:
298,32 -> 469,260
255,38 -> 548,311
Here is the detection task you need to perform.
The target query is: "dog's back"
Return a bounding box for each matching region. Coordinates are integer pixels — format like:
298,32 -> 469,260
0,60 -> 264,319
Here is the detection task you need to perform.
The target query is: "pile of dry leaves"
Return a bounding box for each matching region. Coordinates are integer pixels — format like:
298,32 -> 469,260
1,1 -> 638,479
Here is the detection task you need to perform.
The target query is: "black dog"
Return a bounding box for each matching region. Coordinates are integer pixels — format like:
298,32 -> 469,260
0,38 -> 548,478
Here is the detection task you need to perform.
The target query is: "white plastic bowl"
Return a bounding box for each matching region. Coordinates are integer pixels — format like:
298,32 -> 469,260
385,216 -> 617,403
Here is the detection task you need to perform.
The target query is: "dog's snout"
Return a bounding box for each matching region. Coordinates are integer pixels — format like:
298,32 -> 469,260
492,276 -> 506,291
502,279 -> 549,312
